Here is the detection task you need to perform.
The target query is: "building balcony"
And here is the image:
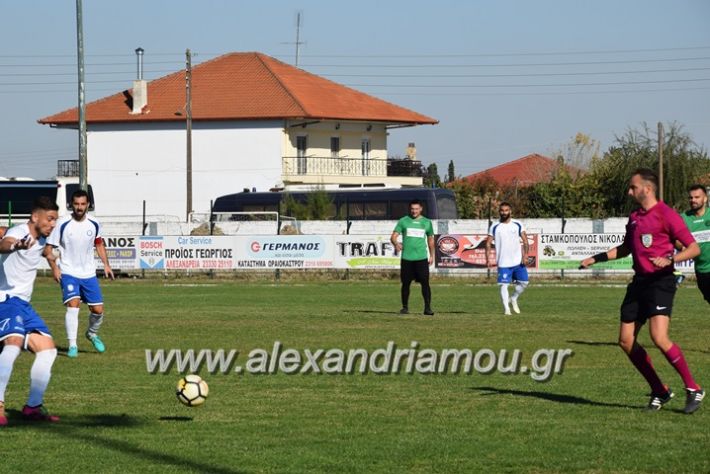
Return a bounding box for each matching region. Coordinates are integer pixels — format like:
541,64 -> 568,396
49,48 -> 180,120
282,156 -> 422,179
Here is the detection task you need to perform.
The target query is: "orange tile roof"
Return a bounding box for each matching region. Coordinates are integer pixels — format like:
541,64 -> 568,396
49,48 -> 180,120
463,153 -> 580,187
39,52 -> 438,126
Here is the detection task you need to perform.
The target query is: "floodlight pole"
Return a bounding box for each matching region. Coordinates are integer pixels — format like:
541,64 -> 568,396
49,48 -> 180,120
76,0 -> 88,191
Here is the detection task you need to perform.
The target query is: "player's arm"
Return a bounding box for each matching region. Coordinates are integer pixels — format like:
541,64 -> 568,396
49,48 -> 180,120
485,235 -> 493,267
580,243 -> 630,269
427,235 -> 435,266
94,237 -> 115,280
43,244 -> 62,283
0,233 -> 33,254
390,231 -> 402,254
520,230 -> 529,265
650,242 -> 700,269
0,226 -> 6,239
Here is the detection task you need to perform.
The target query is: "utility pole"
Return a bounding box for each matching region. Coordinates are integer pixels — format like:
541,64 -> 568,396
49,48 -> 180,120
76,0 -> 88,191
186,48 -> 193,222
658,122 -> 664,201
295,11 -> 303,67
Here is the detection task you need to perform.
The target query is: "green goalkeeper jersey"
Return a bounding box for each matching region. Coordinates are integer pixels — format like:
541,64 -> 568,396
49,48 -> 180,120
682,208 -> 710,273
394,215 -> 434,261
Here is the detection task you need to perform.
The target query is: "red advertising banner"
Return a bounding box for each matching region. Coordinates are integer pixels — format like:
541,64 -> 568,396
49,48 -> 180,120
435,234 -> 538,269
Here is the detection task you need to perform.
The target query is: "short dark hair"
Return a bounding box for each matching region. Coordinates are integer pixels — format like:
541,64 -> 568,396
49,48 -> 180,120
499,201 -> 512,209
409,199 -> 423,207
71,189 -> 91,203
32,196 -> 59,212
632,168 -> 659,192
688,184 -> 707,195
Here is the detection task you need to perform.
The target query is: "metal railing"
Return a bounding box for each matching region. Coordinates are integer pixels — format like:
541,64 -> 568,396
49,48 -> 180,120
282,156 -> 422,178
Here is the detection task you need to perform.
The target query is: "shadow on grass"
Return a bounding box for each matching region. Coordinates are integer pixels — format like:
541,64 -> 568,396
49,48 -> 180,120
470,386 -> 639,410
4,411 -> 243,473
566,340 -> 617,347
349,310 -> 469,315
55,345 -> 92,356
567,340 -> 710,354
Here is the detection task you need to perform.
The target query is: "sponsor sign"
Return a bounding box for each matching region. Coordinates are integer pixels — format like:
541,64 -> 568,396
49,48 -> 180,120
160,236 -> 234,270
435,234 -> 538,269
138,236 -> 165,269
333,235 -> 399,269
235,235 -> 334,269
98,236 -> 137,270
538,233 -> 632,269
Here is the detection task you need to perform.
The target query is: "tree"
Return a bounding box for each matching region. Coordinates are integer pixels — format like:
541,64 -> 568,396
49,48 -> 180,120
591,122 -> 710,215
423,163 -> 442,188
446,160 -> 456,183
280,188 -> 335,220
447,174 -> 500,219
551,132 -> 601,171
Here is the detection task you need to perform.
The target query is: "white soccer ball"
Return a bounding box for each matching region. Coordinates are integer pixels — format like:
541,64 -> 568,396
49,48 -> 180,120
176,374 -> 209,407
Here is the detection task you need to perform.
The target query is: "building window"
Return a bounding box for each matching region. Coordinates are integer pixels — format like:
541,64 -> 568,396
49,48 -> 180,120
330,137 -> 340,158
297,135 -> 307,174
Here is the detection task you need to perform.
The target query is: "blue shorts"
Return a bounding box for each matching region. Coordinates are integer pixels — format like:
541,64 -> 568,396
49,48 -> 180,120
61,274 -> 104,306
0,296 -> 52,342
497,264 -> 529,284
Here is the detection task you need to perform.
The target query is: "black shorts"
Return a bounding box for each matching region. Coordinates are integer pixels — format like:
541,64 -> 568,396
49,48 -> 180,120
401,259 -> 429,285
620,273 -> 676,324
695,271 -> 710,304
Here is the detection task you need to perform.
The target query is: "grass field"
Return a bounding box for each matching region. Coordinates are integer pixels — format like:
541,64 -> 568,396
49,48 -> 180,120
2,276 -> 709,473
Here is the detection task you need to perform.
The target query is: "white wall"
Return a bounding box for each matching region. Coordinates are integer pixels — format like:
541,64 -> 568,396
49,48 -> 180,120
88,120 -> 283,218
100,217 -> 629,237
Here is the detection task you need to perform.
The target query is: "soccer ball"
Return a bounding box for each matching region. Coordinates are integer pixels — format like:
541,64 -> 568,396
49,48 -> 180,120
176,374 -> 209,407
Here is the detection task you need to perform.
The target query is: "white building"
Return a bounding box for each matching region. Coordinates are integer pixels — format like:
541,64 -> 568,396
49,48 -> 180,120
40,52 -> 437,220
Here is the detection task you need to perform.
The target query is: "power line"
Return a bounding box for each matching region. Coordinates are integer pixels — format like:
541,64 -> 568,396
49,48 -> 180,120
345,77 -> 710,88
0,69 -> 176,77
320,66 -> 710,79
293,45 -> 710,58
301,56 -> 710,68
376,86 -> 710,97
384,87 -> 710,97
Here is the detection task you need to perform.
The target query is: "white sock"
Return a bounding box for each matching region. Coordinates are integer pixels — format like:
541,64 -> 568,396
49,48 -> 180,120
511,281 -> 528,301
27,348 -> 56,407
65,307 -> 80,346
88,312 -> 104,336
0,345 -> 21,402
500,284 -> 510,311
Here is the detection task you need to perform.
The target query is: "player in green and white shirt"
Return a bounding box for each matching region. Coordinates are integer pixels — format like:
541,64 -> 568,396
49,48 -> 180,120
391,200 -> 435,315
681,184 -> 710,303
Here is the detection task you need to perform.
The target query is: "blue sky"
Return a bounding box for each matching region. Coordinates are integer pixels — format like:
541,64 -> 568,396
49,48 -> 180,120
2,0 -> 709,179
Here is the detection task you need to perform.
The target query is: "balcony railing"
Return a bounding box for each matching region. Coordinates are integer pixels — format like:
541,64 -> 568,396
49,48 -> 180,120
282,156 -> 422,178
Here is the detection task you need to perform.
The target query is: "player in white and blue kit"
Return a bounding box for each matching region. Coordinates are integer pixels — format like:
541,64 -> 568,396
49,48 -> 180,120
0,197 -> 61,426
45,190 -> 114,358
485,202 -> 530,315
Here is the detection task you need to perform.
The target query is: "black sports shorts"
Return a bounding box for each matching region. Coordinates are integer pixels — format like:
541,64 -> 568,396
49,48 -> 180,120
401,259 -> 429,285
620,272 -> 676,324
695,271 -> 710,304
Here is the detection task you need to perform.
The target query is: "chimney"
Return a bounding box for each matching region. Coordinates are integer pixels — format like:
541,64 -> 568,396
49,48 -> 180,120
130,47 -> 148,114
406,142 -> 417,160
